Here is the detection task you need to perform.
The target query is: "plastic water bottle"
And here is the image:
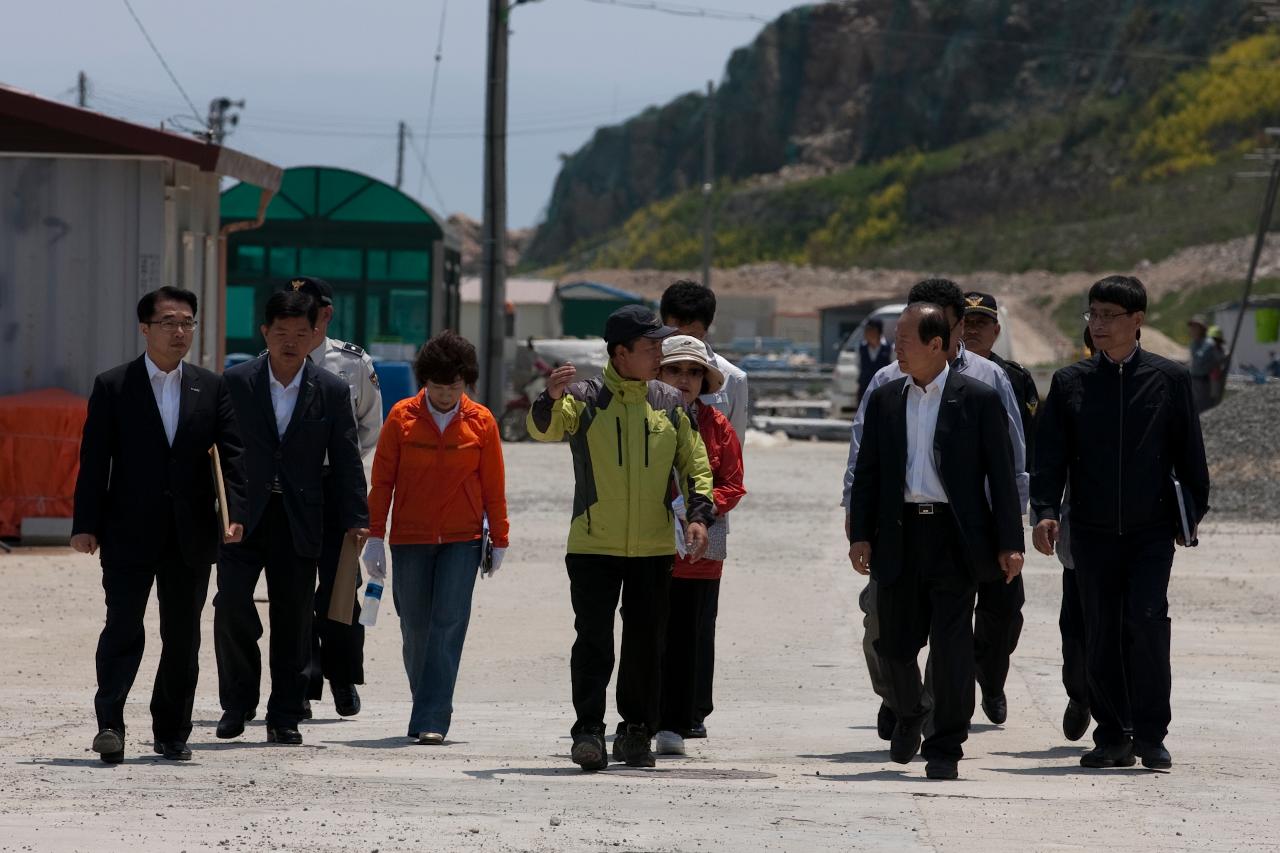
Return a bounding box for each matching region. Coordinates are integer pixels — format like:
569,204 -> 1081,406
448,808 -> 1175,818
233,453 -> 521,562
358,582 -> 383,627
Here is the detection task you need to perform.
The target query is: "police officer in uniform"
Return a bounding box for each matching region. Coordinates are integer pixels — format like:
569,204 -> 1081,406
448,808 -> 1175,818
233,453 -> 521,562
285,277 -> 383,717
958,291 -> 1037,725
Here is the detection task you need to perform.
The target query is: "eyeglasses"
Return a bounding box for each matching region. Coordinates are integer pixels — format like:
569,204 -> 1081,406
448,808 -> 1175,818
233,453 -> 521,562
1082,310 -> 1133,325
148,319 -> 198,332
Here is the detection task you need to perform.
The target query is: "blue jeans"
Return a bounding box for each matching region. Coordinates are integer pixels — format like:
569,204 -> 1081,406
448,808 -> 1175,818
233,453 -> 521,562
390,541 -> 482,737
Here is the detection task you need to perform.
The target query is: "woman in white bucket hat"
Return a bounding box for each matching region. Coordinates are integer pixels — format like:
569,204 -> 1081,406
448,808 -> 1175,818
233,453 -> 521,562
654,335 -> 746,756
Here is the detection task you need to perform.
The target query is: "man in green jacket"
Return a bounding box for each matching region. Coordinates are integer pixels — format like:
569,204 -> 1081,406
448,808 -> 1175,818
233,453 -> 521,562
528,305 -> 715,770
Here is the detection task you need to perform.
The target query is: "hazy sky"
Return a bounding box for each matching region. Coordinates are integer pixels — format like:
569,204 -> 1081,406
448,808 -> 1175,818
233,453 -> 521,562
4,0 -> 805,227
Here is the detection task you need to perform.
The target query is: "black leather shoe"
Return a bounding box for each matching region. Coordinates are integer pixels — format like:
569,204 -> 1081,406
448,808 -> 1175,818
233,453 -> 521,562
889,717 -> 924,764
925,758 -> 959,780
570,732 -> 608,771
216,710 -> 254,739
980,691 -> 1008,725
331,684 -> 361,717
1135,740 -> 1172,770
93,729 -> 124,764
152,740 -> 192,760
1080,740 -> 1136,768
681,722 -> 707,739
613,724 -> 655,768
877,703 -> 896,741
266,726 -> 303,745
1063,700 -> 1091,742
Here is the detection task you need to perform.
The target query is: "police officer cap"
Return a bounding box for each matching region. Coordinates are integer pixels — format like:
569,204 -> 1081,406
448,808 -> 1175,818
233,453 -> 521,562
282,276 -> 333,306
963,291 -> 999,320
604,304 -> 676,348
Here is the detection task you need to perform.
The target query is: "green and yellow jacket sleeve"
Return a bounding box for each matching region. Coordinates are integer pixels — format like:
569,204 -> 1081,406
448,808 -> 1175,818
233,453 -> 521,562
527,389 -> 582,441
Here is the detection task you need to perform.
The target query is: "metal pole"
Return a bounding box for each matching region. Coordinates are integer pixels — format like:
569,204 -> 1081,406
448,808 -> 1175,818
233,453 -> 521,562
701,80 -> 715,290
479,0 -> 509,412
1224,157 -> 1280,378
396,121 -> 406,190
77,71 -> 88,108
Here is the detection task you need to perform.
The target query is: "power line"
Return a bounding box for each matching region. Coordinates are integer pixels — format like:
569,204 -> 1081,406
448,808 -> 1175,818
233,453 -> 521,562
583,0 -> 772,23
418,0 -> 450,202
119,0 -> 205,128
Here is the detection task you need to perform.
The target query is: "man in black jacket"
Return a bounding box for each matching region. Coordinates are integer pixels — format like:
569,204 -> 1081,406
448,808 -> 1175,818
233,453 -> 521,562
214,291 -> 369,746
1032,275 -> 1210,771
849,304 -> 1025,781
73,286 -> 248,764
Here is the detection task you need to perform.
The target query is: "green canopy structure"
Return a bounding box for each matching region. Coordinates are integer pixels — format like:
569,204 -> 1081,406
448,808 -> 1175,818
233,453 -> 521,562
221,166 -> 461,357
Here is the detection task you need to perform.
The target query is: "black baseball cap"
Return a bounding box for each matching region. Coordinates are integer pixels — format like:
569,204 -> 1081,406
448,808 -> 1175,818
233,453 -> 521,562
963,291 -> 999,319
282,276 -> 333,306
604,304 -> 676,348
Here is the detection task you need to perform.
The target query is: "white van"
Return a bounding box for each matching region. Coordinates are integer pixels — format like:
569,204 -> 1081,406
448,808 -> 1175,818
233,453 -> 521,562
829,302 -> 1014,418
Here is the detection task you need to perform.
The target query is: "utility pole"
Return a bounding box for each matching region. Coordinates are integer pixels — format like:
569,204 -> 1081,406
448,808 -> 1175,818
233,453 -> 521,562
77,71 -> 88,107
479,0 -> 511,412
207,97 -> 245,145
701,80 -> 715,290
396,121 -> 407,190
1228,127 -> 1280,378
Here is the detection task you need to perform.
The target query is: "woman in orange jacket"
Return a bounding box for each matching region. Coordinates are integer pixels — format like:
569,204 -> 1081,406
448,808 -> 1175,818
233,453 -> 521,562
361,331 -> 509,744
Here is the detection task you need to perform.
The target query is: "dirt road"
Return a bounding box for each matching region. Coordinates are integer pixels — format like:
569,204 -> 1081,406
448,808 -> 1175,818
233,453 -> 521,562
1,442 -> 1277,851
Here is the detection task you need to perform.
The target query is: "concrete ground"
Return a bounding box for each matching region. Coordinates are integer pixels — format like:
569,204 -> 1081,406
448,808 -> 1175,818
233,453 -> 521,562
0,441 -> 1277,852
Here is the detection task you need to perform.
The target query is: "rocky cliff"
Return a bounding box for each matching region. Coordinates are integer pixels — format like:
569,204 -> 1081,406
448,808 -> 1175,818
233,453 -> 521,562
525,0 -> 1255,266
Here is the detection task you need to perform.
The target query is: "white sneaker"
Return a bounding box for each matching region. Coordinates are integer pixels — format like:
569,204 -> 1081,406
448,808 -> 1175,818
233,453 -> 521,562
654,730 -> 685,755
418,732 -> 444,745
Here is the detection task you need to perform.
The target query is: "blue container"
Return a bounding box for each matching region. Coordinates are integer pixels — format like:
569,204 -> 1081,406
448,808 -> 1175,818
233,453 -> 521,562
372,360 -> 417,419
224,352 -> 256,370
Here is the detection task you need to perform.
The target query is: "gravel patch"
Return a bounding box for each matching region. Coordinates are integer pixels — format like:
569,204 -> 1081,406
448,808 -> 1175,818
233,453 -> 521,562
1200,381 -> 1280,519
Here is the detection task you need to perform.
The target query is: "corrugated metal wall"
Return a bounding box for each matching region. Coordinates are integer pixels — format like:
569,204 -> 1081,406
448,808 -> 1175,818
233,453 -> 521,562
0,157 -> 221,396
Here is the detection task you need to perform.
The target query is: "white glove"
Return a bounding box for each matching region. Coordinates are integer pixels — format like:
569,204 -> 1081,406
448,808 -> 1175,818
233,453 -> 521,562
483,547 -> 507,578
362,537 -> 386,582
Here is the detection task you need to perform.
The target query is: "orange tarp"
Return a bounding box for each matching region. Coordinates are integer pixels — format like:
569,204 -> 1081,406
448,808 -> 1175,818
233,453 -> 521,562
0,389 -> 86,538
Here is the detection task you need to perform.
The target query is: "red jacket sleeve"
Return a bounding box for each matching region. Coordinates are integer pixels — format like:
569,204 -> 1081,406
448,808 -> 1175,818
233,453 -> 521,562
367,405 -> 401,539
709,409 -> 746,517
479,414 -> 510,548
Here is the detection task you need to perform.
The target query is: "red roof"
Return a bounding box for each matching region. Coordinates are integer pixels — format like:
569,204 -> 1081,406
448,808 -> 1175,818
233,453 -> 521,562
0,82 -> 281,190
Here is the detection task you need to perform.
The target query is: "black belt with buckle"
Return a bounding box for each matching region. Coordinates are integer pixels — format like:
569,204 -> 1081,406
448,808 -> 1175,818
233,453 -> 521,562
907,502 -> 938,515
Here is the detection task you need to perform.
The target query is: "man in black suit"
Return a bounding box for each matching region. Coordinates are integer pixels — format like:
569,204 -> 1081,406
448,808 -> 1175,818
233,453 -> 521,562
848,303 -> 1025,780
214,291 -> 369,746
73,286 -> 248,764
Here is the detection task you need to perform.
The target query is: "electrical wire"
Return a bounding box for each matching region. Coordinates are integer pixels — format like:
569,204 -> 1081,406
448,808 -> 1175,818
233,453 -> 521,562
119,0 -> 205,128
582,0 -> 773,23
418,0 -> 450,203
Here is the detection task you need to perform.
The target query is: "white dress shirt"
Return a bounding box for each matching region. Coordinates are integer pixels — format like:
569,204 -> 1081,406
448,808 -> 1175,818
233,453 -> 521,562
429,398 -> 460,434
843,342 -> 1028,512
903,362 -> 949,503
268,364 -> 304,438
700,349 -> 750,440
144,354 -> 182,446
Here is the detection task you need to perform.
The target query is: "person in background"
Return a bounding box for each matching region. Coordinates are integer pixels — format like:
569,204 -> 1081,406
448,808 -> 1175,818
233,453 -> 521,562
652,335 -> 746,757
1269,350 -> 1280,379
73,286 -> 248,764
1033,275 -> 1210,770
660,280 -> 750,440
362,330 -> 508,745
857,318 -> 892,406
1186,316 -> 1217,413
215,291 -> 369,747
527,305 -> 715,771
282,276 -> 383,721
1207,325 -> 1228,407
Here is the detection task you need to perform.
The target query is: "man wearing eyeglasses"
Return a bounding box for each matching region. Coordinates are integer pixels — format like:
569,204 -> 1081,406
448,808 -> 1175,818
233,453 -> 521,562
73,286 -> 248,764
842,278 -> 1029,746
1031,275 -> 1210,770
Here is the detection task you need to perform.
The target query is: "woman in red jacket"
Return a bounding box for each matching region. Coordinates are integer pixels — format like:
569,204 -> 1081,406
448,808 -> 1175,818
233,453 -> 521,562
361,331 -> 509,744
654,335 -> 746,756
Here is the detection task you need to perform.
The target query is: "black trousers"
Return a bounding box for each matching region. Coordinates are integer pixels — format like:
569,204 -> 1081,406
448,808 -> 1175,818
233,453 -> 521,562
94,515 -> 210,742
876,509 -> 978,762
659,577 -> 720,733
1059,569 -> 1089,707
566,553 -> 672,737
214,495 -> 317,729
973,573 -> 1024,698
1070,531 -> 1174,747
306,475 -> 365,700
